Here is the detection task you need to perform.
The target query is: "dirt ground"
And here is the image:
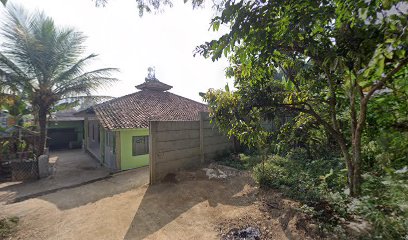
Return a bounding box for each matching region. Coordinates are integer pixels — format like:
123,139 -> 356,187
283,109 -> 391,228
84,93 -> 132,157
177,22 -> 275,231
0,165 -> 318,240
0,150 -> 110,203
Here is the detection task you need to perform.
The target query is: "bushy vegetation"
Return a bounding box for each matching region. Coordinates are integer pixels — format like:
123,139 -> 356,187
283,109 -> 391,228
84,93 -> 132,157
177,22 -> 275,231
0,217 -> 19,239
215,153 -> 262,171
249,147 -> 408,239
254,154 -> 346,202
358,171 -> 408,239
198,0 -> 407,238
214,88 -> 408,238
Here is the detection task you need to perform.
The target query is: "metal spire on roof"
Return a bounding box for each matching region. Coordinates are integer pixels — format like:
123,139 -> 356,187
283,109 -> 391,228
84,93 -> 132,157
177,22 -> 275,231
135,66 -> 173,91
146,66 -> 157,81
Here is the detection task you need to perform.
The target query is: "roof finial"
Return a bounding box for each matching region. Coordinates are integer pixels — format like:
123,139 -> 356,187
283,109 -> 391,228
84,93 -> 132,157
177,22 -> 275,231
136,66 -> 173,91
146,66 -> 157,82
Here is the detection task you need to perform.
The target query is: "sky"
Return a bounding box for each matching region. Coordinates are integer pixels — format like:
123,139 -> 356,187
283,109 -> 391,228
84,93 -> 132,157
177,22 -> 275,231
0,0 -> 232,102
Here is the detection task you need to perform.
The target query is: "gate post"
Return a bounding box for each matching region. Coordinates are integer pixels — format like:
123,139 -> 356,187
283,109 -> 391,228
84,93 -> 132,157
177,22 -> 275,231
149,121 -> 158,184
199,112 -> 205,164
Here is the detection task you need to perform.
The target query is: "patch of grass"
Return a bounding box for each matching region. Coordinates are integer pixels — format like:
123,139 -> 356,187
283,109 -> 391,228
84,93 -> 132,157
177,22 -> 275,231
253,154 -> 350,237
0,216 -> 19,239
252,152 -> 408,239
216,153 -> 262,170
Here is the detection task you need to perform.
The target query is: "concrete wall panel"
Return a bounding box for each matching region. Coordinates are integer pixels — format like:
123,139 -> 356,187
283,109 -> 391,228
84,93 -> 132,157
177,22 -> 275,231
156,138 -> 200,153
156,147 -> 201,163
155,129 -> 200,142
203,135 -> 230,146
149,112 -> 233,184
156,121 -> 200,131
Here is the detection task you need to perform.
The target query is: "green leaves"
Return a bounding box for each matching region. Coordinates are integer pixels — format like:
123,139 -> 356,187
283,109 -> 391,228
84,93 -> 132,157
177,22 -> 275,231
0,5 -> 118,152
211,20 -> 220,32
198,0 -> 407,158
0,5 -> 118,103
200,0 -> 407,234
224,83 -> 230,92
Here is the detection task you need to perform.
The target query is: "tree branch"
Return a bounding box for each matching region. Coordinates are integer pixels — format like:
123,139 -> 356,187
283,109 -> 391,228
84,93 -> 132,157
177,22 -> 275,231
364,57 -> 408,102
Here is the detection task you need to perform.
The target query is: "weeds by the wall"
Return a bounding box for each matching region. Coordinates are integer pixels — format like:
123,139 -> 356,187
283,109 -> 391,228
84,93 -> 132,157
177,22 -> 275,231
0,216 -> 19,239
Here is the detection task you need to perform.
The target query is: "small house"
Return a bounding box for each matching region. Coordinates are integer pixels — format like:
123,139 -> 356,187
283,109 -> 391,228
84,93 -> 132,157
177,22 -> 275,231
80,75 -> 208,170
47,110 -> 84,150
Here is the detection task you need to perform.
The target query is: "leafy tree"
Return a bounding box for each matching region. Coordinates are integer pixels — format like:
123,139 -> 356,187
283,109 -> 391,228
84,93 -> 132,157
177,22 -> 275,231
363,70 -> 408,171
198,0 -> 408,196
0,6 -> 118,155
94,0 -> 208,16
0,96 -> 30,126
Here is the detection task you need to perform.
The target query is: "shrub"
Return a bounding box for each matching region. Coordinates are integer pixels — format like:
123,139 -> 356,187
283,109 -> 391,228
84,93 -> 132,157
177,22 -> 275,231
252,150 -> 408,239
253,154 -> 347,204
362,131 -> 408,172
357,170 -> 408,239
0,217 -> 19,239
215,153 -> 262,170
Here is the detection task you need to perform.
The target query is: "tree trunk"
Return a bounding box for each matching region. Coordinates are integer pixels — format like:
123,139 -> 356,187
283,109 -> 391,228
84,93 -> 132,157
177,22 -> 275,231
37,107 -> 47,156
352,145 -> 362,196
339,140 -> 362,197
335,133 -> 356,196
348,82 -> 361,197
296,94 -> 363,196
350,97 -> 369,197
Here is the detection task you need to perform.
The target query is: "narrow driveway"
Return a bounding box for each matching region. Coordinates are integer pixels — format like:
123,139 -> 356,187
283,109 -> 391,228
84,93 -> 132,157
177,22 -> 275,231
0,166 -> 317,240
0,149 -> 110,203
0,168 -> 260,240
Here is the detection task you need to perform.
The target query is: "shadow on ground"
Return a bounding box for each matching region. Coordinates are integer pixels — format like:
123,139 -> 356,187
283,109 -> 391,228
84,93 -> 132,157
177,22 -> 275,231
0,150 -> 110,204
37,166 -> 149,210
124,172 -> 257,240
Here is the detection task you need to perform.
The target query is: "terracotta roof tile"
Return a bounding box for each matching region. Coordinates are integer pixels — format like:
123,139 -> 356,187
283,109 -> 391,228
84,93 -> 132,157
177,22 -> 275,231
92,89 -> 208,130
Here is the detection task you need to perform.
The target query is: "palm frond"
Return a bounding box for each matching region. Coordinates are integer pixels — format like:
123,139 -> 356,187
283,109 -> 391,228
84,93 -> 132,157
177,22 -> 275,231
0,52 -> 29,78
0,4 -> 118,135
56,76 -> 118,97
53,54 -> 98,85
1,5 -> 47,81
54,67 -> 118,97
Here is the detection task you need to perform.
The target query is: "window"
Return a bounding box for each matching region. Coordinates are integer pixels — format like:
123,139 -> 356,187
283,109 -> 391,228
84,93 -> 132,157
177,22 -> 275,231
97,125 -> 100,143
106,132 -> 110,147
106,131 -> 115,148
88,122 -> 91,137
132,136 -> 149,156
92,123 -> 95,141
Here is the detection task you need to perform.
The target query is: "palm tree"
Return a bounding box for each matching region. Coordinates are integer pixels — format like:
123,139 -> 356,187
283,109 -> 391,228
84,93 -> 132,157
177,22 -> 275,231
0,5 -> 118,155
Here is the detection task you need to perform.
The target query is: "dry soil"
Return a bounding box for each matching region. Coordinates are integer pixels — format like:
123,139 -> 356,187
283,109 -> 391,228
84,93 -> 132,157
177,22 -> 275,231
0,165 -> 317,240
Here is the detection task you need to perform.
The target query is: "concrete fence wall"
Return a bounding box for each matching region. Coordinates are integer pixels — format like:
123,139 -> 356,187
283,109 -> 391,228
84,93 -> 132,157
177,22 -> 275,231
149,112 -> 232,184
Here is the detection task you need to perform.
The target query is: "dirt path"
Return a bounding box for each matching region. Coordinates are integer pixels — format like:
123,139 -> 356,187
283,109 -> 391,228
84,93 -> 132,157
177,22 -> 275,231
0,167 -> 314,240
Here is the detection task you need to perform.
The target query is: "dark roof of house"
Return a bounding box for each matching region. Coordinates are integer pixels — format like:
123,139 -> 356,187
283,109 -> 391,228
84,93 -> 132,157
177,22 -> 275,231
49,110 -> 83,122
87,79 -> 208,130
135,77 -> 173,91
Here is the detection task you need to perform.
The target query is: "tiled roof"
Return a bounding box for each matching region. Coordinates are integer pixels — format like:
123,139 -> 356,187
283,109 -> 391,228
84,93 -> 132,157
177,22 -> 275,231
91,89 -> 208,130
49,110 -> 83,122
135,78 -> 173,91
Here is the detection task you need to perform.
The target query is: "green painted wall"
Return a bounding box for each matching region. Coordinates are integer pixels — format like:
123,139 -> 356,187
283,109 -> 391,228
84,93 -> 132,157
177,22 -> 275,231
120,128 -> 149,170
